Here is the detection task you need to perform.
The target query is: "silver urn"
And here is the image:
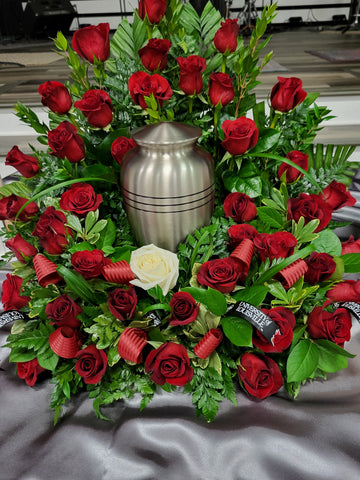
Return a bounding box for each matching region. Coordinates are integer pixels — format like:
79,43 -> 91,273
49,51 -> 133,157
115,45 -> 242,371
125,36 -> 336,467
120,122 -> 215,252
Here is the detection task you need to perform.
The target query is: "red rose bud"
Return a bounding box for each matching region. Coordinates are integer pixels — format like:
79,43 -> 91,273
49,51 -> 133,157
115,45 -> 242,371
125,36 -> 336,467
304,252 -> 336,284
48,121 -> 85,163
238,352 -> 283,399
0,194 -> 38,222
228,224 -> 258,249
74,89 -> 113,128
111,136 -> 136,165
1,273 -> 30,311
208,72 -> 235,107
49,326 -> 81,359
102,260 -> 135,284
5,234 -> 37,263
342,235 -> 360,254
17,359 -> 45,387
254,232 -> 297,263
59,182 -> 102,216
326,279 -> 360,304
287,193 -> 332,233
177,55 -> 206,95
307,306 -> 352,347
214,19 -> 239,54
75,345 -> 108,384
5,146 -> 40,178
71,249 -> 111,279
128,71 -> 172,110
230,238 -> 254,272
45,294 -> 82,329
253,307 -> 296,353
138,0 -> 167,24
107,287 -> 137,321
277,150 -> 309,183
221,117 -> 259,156
33,207 -> 71,255
117,328 -> 148,364
276,258 -> 308,290
72,23 -> 110,62
194,328 -> 223,359
145,342 -> 194,386
270,76 -> 307,113
224,192 -> 257,223
139,38 -> 172,71
323,180 -> 356,210
169,291 -> 200,326
38,80 -> 72,114
33,254 -> 62,287
197,256 -> 243,294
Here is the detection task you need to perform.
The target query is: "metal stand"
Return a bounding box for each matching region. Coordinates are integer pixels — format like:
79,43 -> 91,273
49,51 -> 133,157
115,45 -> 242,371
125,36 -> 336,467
237,0 -> 258,33
342,0 -> 360,33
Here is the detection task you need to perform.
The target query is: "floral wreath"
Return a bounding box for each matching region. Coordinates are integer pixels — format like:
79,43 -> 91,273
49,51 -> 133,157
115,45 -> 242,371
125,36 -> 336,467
0,0 -> 359,423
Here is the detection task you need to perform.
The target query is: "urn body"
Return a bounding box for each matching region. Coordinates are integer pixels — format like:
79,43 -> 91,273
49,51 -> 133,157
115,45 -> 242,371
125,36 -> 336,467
120,122 -> 214,252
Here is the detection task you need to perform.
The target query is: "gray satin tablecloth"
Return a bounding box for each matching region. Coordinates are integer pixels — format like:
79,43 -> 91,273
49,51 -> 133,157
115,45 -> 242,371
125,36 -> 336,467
1,317 -> 359,480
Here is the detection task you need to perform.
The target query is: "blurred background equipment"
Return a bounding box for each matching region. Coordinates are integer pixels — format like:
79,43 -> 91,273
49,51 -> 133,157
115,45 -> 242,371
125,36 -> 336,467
23,0 -> 76,37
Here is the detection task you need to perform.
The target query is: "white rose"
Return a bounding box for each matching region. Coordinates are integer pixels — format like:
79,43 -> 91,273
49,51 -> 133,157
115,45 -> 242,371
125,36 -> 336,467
129,244 -> 179,296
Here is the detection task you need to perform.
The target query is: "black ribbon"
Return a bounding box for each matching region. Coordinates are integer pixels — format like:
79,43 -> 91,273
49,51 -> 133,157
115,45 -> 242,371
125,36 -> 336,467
0,310 -> 27,328
333,302 -> 360,323
228,301 -> 280,345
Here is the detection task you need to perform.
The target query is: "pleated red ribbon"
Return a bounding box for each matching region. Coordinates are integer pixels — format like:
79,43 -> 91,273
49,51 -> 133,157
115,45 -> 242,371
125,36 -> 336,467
194,328 -> 223,359
230,238 -> 254,270
33,254 -> 62,287
49,326 -> 81,359
277,258 -> 308,289
117,328 -> 148,364
102,260 -> 135,284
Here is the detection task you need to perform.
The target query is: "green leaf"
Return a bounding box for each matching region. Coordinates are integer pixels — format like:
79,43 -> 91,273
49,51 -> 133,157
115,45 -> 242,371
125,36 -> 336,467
315,339 -> 356,358
256,207 -> 284,229
251,128 -> 281,153
313,229 -> 342,256
57,265 -> 98,304
181,287 -> 227,316
66,214 -> 82,233
37,349 -> 59,371
342,253 -> 360,273
315,343 -> 348,373
232,285 -> 269,307
222,171 -> 262,197
9,349 -> 37,363
0,181 -> 31,198
221,316 -> 253,347
286,339 -> 319,382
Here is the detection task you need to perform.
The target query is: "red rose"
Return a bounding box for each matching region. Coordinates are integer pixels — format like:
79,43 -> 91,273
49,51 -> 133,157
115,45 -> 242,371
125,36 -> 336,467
177,55 -> 206,95
59,182 -> 102,216
278,150 -> 309,183
0,194 -> 38,222
111,136 -> 136,165
238,352 -> 283,400
107,287 -> 137,321
33,206 -> 71,255
323,180 -> 356,211
72,23 -> 110,63
214,19 -> 239,54
139,38 -> 172,71
74,89 -> 113,128
270,76 -> 307,113
48,121 -> 85,163
253,307 -> 296,353
253,232 -> 297,263
224,192 -> 257,223
326,280 -> 360,304
138,0 -> 167,24
307,306 -> 352,347
197,257 -> 242,294
128,71 -> 172,110
71,249 -> 110,279
208,72 -> 235,107
304,252 -> 336,284
342,235 -> 360,254
5,234 -> 37,263
45,294 -> 82,329
1,273 -> 30,311
38,80 -> 72,114
169,291 -> 199,326
75,345 -> 108,384
228,224 -> 258,249
221,117 -> 259,156
145,342 -> 194,386
5,146 -> 40,178
17,358 -> 46,387
287,193 -> 332,233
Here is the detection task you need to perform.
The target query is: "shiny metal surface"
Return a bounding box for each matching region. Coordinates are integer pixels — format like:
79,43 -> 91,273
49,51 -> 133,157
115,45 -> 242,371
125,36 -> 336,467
120,122 -> 214,251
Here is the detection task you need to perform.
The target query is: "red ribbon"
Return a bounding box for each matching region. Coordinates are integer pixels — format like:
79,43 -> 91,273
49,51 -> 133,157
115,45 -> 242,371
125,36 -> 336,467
117,328 -> 148,364
230,238 -> 254,270
33,254 -> 62,287
194,328 -> 223,359
49,326 -> 81,359
277,258 -> 308,289
102,260 -> 135,284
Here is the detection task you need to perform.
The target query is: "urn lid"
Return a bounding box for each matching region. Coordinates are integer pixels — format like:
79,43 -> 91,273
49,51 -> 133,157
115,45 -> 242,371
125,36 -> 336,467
131,122 -> 202,146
